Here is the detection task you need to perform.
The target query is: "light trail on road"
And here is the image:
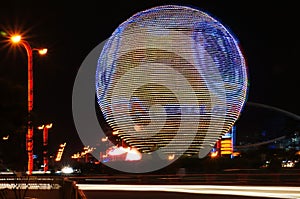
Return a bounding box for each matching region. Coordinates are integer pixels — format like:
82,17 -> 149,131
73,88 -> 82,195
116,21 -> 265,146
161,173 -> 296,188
76,184 -> 300,199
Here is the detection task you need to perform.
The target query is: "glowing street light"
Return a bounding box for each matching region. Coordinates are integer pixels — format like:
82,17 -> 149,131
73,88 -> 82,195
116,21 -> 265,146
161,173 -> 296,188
10,34 -> 47,175
11,35 -> 21,43
38,123 -> 52,173
36,48 -> 48,55
2,135 -> 9,140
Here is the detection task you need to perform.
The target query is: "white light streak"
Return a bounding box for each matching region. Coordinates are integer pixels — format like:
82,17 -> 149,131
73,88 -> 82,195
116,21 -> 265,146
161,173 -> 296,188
76,184 -> 300,199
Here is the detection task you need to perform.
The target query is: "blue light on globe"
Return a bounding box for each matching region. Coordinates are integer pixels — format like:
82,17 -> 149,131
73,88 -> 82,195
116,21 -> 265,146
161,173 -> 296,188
96,5 -> 248,158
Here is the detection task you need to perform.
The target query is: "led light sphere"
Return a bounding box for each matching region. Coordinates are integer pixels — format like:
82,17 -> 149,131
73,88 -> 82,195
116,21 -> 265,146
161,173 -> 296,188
96,5 -> 248,158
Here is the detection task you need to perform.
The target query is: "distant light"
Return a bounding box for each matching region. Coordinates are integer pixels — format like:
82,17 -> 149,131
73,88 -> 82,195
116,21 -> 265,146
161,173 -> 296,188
55,143 -> 66,161
210,151 -> 218,158
38,48 -> 48,55
38,123 -> 52,129
2,135 -> 9,140
232,151 -> 240,157
0,171 -> 14,175
125,147 -> 142,161
25,170 -> 51,175
61,166 -> 74,174
38,125 -> 45,130
108,146 -> 127,156
11,35 -> 21,43
168,154 -> 175,160
106,146 -> 142,161
60,142 -> 66,148
0,31 -> 7,37
45,123 -> 52,128
71,153 -> 80,159
101,137 -> 108,142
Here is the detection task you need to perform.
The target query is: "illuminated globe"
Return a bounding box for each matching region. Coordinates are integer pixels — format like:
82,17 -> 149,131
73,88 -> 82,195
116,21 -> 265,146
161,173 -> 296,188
96,5 -> 248,159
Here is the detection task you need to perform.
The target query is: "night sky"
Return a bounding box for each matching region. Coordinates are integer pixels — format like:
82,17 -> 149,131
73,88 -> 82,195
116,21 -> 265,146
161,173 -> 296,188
0,1 -> 299,164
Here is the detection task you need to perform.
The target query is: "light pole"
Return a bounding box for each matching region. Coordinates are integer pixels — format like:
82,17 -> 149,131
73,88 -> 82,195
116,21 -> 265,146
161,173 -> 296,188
38,123 -> 52,173
10,34 -> 47,175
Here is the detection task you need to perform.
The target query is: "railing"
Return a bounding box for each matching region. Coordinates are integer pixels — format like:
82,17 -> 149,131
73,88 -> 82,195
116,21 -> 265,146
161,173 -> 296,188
1,171 -> 300,199
62,177 -> 87,199
0,174 -> 63,199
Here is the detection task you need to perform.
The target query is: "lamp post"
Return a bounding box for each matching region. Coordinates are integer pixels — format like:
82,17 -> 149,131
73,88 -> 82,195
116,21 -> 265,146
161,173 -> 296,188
38,123 -> 52,173
10,34 -> 47,175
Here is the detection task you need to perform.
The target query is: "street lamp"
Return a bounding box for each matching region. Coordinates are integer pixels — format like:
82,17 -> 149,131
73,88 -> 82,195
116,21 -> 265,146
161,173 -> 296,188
10,34 -> 47,175
38,123 -> 52,173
